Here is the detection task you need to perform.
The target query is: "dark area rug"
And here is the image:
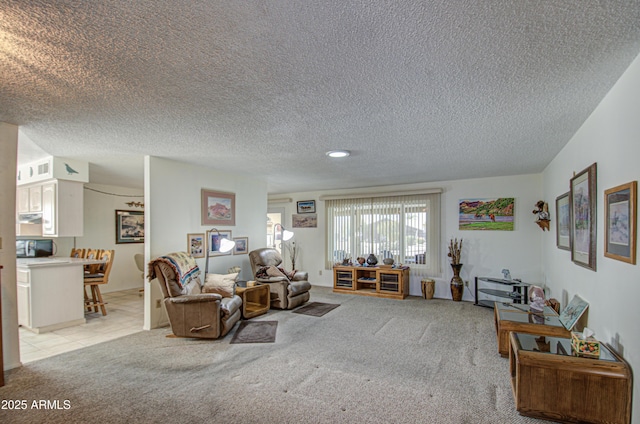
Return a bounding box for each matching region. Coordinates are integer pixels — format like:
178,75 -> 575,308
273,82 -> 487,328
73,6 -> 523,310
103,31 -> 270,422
230,321 -> 278,344
293,302 -> 340,317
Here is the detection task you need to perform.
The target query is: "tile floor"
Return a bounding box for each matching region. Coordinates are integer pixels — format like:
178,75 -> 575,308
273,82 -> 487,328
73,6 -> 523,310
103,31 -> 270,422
19,288 -> 144,363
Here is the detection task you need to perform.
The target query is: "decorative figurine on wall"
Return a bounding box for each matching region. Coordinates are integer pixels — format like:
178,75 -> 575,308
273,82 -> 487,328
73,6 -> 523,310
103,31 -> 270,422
532,200 -> 551,231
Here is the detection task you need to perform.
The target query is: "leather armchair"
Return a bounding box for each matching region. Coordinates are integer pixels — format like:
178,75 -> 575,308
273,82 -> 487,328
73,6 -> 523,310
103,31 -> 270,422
249,248 -> 311,310
149,259 -> 241,339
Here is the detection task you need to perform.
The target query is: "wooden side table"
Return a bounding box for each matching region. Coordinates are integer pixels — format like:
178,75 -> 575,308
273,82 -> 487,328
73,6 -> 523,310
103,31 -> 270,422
235,281 -> 270,319
494,302 -> 570,357
509,332 -> 632,423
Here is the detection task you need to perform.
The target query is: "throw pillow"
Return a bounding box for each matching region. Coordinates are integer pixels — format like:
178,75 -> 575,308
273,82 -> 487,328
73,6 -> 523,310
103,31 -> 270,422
203,272 -> 239,298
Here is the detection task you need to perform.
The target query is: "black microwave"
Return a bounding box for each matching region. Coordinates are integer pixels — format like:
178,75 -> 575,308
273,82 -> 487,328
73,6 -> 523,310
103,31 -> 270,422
16,239 -> 54,258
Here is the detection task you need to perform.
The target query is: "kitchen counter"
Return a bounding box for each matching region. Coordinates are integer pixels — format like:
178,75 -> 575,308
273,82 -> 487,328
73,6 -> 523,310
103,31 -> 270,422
17,257 -> 105,333
17,257 -> 103,268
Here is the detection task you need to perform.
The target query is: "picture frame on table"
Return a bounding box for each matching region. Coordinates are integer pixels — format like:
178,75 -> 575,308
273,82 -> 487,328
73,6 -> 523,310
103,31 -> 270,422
569,163 -> 597,271
187,233 -> 205,258
208,230 -> 233,256
115,210 -> 144,244
297,200 -> 316,214
604,181 -> 637,264
559,294 -> 589,331
201,189 -> 235,226
233,237 -> 249,255
555,192 -> 571,251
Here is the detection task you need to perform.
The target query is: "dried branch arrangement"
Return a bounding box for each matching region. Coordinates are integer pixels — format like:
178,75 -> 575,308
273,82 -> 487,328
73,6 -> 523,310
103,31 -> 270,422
448,238 -> 463,264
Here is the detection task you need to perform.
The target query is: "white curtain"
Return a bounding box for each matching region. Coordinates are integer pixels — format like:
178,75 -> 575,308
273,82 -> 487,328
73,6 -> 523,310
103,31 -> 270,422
325,193 -> 440,278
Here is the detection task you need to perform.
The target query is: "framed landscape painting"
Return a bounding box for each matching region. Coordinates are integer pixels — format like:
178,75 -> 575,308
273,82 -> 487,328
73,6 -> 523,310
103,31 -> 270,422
297,200 -> 316,214
458,198 -> 514,230
555,192 -> 571,250
570,163 -> 597,271
201,189 -> 235,226
115,210 -> 144,244
604,181 -> 637,264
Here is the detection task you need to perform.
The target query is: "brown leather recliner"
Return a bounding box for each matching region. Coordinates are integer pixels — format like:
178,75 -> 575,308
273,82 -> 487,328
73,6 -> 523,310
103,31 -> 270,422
249,248 -> 311,310
149,259 -> 241,339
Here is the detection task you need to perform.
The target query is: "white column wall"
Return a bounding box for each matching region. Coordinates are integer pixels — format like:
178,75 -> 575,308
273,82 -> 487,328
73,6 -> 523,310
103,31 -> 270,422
0,123 -> 21,370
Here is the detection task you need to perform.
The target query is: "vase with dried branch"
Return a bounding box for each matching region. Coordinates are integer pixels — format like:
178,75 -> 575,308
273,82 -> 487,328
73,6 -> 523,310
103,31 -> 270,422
448,238 -> 464,301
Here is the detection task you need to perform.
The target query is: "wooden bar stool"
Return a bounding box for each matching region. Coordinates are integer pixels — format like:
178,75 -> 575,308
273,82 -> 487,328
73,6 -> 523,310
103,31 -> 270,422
84,250 -> 115,316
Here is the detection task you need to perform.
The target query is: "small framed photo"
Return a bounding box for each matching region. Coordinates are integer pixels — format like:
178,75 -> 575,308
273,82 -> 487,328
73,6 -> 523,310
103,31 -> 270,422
555,192 -> 571,251
208,230 -> 233,256
233,237 -> 249,255
570,163 -> 597,271
201,189 -> 235,226
187,233 -> 205,258
604,181 -> 637,264
115,210 -> 144,244
297,200 -> 316,214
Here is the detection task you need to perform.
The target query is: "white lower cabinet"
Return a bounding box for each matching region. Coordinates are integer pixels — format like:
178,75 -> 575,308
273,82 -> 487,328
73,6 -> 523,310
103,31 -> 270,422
17,264 -> 86,333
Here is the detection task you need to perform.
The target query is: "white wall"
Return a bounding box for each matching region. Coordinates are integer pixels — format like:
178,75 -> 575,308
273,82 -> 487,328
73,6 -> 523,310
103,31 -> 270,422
144,156 -> 267,330
273,173 -> 544,301
542,52 -> 640,420
0,123 -> 21,370
78,183 -> 145,293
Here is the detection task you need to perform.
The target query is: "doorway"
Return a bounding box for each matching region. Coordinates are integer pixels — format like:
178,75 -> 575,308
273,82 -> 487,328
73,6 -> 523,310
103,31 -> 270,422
267,207 -> 284,255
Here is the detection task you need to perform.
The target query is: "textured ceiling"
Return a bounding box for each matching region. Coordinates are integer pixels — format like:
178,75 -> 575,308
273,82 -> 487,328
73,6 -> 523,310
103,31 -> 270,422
2,1 -> 640,193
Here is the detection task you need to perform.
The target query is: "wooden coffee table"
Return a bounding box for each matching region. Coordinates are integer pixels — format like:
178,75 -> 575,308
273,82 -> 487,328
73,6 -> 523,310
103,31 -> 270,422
235,281 -> 270,319
494,302 -> 570,357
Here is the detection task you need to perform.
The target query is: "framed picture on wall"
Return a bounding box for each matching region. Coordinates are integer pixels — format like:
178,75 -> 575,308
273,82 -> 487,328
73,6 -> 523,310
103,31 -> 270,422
604,181 -> 637,264
115,210 -> 144,244
208,229 -> 233,256
233,237 -> 249,255
292,213 -> 317,228
297,200 -> 316,214
555,192 -> 571,250
458,198 -> 515,230
187,233 -> 205,258
201,189 -> 235,226
570,163 -> 597,271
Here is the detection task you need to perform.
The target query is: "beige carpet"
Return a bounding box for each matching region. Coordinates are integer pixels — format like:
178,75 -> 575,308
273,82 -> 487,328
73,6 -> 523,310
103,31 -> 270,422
0,286 -> 550,423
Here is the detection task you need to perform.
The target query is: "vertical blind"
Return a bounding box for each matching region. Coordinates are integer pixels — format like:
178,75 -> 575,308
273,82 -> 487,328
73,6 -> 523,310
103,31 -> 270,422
325,193 -> 440,278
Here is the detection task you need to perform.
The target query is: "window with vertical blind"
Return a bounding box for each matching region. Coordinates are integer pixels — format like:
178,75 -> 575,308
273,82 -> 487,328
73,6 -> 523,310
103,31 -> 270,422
325,193 -> 441,278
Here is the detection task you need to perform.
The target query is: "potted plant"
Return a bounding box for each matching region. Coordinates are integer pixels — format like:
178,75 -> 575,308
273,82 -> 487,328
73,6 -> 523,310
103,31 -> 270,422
448,238 -> 464,301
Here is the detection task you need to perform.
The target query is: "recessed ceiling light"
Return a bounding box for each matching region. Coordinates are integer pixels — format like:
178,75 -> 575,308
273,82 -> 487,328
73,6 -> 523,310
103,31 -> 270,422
326,150 -> 350,158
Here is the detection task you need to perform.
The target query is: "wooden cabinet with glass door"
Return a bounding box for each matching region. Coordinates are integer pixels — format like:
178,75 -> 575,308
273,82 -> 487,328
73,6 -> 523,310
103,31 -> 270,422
333,265 -> 410,299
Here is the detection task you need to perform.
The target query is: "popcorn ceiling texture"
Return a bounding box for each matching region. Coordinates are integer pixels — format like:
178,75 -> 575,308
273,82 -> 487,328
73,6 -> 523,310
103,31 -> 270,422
2,1 -> 640,192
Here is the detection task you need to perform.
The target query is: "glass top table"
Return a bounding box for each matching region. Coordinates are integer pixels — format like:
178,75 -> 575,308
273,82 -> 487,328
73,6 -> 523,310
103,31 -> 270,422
493,301 -> 570,357
494,302 -> 563,326
513,333 -> 618,362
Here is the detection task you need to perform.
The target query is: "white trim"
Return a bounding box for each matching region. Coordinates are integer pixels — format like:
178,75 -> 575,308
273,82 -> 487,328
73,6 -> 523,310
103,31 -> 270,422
319,188 -> 442,201
267,197 -> 293,203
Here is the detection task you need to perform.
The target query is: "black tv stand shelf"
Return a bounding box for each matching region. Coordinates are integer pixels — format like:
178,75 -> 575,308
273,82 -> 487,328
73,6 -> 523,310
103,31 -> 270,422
474,277 -> 530,308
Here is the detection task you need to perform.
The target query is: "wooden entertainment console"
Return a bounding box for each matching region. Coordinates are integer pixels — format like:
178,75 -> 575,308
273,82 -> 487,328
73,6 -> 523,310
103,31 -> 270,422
333,265 -> 410,299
